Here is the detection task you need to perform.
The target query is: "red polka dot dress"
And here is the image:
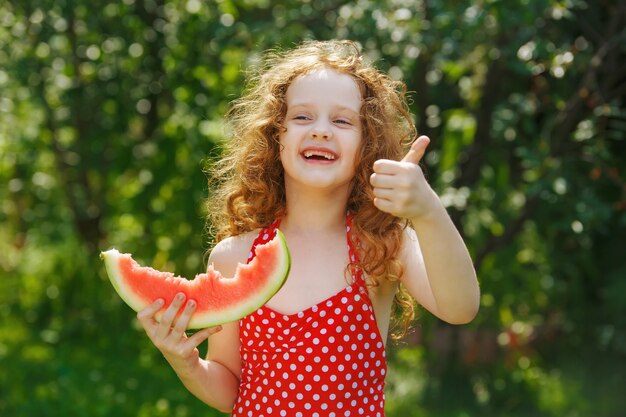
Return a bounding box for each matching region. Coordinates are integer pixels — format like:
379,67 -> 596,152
231,214 -> 387,417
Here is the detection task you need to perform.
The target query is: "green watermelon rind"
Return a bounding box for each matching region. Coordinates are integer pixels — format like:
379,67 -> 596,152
100,230 -> 291,329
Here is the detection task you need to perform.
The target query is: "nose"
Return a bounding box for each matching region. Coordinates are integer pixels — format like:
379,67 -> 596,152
311,123 -> 331,140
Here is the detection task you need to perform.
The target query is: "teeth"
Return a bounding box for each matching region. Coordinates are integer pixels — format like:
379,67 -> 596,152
304,151 -> 335,160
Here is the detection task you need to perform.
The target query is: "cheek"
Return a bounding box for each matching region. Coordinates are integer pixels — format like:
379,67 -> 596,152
278,135 -> 296,166
349,134 -> 364,161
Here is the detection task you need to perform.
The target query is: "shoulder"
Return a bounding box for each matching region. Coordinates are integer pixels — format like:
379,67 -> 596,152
208,230 -> 260,275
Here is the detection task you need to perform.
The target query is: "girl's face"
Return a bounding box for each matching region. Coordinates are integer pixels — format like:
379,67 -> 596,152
279,68 -> 363,194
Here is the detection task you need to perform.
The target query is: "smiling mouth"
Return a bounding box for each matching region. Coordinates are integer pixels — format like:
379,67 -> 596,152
302,150 -> 337,161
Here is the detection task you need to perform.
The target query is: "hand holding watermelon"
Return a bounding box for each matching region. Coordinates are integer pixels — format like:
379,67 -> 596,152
135,294 -> 223,370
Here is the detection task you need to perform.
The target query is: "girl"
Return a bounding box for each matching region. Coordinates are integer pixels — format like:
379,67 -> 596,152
136,40 -> 480,416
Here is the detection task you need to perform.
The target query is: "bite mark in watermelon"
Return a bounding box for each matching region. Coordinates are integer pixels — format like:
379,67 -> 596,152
100,230 -> 290,329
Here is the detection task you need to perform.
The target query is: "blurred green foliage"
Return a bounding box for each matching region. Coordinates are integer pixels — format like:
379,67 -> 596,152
1,0 -> 625,416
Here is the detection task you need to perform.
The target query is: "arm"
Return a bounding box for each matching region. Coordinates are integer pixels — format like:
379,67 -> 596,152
135,236 -> 250,412
400,210 -> 480,324
370,135 -> 480,324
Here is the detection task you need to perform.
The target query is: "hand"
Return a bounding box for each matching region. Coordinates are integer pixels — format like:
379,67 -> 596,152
370,135 -> 440,219
136,293 -> 222,370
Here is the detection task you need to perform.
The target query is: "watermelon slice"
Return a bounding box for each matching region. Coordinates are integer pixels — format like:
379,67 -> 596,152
100,230 -> 290,329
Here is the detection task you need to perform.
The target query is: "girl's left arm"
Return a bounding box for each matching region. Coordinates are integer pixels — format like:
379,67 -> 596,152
371,135 -> 480,324
401,207 -> 480,324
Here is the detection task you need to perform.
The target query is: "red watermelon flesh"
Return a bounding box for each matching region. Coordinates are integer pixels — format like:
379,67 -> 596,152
100,230 -> 290,329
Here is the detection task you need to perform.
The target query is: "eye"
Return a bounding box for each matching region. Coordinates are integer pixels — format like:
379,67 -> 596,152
293,115 -> 310,121
334,118 -> 351,125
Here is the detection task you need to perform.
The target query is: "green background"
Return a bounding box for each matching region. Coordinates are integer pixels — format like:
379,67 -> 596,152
1,0 -> 625,416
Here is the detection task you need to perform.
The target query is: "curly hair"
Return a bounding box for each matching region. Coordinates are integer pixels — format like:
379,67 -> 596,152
206,40 -> 418,338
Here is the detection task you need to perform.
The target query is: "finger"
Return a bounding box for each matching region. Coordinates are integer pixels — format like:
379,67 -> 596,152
373,197 -> 396,215
136,298 -> 165,328
372,159 -> 403,175
170,299 -> 197,337
156,293 -> 186,339
369,172 -> 399,189
372,187 -> 396,200
183,326 -> 222,350
401,135 -> 430,165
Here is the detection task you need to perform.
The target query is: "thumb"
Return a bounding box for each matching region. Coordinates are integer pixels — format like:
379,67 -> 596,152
401,135 -> 430,164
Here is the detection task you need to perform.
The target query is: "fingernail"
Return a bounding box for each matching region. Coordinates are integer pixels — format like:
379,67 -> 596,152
156,299 -> 164,306
176,293 -> 185,301
187,300 -> 196,308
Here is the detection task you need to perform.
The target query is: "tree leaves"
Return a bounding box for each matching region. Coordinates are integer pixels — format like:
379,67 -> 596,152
1,0 -> 624,415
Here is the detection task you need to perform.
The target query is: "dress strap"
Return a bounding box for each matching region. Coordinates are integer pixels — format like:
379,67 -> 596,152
247,219 -> 281,264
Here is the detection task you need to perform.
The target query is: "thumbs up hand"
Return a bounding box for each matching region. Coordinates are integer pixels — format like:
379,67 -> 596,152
370,135 -> 440,219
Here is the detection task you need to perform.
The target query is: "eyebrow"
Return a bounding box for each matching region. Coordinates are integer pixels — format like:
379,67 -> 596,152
288,103 -> 361,114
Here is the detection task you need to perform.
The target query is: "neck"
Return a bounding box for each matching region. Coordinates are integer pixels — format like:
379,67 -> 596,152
282,186 -> 349,233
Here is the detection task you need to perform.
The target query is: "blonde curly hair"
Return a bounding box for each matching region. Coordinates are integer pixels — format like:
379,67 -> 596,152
207,40 -> 418,338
